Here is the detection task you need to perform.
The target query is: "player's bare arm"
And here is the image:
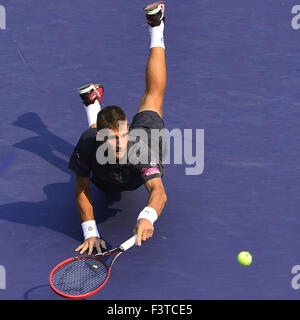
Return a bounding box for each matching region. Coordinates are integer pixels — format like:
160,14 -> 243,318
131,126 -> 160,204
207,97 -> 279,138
74,175 -> 107,255
134,177 -> 167,246
74,175 -> 93,222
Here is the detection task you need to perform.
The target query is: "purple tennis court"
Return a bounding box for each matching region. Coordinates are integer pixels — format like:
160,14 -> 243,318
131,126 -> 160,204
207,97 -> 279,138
1,0 -> 300,300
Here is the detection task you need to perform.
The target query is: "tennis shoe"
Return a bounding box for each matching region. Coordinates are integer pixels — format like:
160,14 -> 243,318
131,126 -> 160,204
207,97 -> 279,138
144,1 -> 165,27
78,83 -> 104,107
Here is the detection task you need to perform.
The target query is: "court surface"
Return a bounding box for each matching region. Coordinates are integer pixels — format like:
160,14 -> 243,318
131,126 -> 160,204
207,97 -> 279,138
1,0 -> 300,300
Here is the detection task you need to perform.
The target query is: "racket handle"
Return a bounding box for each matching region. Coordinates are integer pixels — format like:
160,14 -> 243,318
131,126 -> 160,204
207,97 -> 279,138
120,235 -> 137,251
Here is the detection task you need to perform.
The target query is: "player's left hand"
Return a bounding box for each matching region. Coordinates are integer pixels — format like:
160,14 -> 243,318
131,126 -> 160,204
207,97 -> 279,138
75,237 -> 107,255
133,218 -> 154,246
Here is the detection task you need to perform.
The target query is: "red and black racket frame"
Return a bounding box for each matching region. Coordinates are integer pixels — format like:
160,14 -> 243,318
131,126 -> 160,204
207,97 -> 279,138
49,248 -> 123,299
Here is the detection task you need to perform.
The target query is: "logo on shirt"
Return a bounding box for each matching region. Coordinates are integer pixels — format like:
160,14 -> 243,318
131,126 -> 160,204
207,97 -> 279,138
141,167 -> 160,177
72,149 -> 89,169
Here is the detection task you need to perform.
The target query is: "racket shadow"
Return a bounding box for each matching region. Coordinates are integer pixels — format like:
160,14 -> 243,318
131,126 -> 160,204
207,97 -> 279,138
24,284 -> 52,300
24,283 -> 90,300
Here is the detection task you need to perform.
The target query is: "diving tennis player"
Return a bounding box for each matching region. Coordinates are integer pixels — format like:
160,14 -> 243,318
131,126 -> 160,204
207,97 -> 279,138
68,2 -> 167,255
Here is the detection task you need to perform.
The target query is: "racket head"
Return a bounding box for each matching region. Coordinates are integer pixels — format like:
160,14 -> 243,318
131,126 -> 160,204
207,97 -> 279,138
49,255 -> 114,299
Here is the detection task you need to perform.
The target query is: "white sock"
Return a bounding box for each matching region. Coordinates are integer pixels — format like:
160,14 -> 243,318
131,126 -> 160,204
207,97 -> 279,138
149,21 -> 165,49
84,100 -> 101,127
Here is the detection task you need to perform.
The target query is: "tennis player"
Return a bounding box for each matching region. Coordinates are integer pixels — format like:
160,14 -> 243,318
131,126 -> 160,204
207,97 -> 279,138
69,2 -> 167,255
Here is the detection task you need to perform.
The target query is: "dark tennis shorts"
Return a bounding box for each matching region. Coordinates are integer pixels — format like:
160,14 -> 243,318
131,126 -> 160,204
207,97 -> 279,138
130,110 -> 165,163
130,110 -> 165,131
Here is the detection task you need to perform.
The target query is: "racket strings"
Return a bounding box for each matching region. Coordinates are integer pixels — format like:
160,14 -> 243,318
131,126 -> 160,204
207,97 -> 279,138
51,258 -> 108,296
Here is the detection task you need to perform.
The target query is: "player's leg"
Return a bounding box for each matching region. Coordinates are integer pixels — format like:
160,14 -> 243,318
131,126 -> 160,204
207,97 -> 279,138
138,2 -> 166,119
78,84 -> 104,129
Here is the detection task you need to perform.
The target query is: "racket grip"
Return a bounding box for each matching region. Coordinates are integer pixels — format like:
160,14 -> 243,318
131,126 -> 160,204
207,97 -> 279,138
120,235 -> 137,251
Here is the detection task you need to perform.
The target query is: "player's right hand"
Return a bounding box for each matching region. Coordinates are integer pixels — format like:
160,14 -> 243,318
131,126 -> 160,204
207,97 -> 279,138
75,237 -> 107,255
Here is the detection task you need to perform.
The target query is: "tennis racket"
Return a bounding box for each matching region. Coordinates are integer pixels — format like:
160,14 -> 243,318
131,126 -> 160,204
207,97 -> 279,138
49,235 -> 137,299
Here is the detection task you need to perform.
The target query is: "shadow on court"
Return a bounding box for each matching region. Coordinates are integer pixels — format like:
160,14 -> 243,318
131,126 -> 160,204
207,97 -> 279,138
0,112 -> 122,245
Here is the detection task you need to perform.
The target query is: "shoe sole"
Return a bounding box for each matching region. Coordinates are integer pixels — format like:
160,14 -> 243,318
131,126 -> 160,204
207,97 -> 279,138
144,1 -> 164,15
78,84 -> 102,94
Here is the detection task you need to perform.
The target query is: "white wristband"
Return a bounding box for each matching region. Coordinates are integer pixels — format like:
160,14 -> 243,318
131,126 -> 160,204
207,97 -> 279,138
81,220 -> 100,240
137,207 -> 158,225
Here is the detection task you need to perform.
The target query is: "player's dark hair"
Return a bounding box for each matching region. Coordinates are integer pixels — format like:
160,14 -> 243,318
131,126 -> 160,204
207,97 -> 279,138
97,106 -> 128,131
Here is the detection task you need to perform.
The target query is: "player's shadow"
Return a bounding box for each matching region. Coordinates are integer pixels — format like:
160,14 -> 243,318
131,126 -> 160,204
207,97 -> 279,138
0,112 -> 123,245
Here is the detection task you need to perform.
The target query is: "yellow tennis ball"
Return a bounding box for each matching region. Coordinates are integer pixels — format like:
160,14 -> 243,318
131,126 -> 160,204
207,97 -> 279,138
92,265 -> 98,269
237,251 -> 252,266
